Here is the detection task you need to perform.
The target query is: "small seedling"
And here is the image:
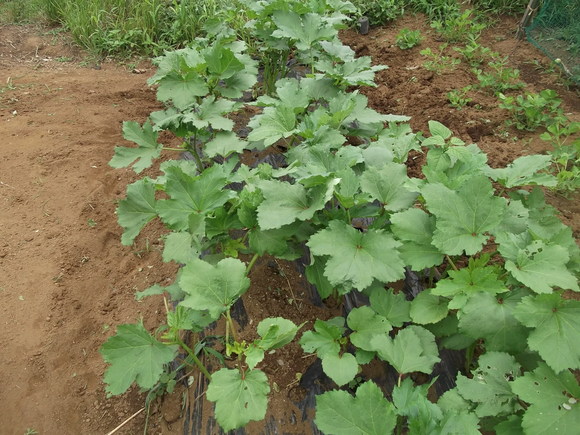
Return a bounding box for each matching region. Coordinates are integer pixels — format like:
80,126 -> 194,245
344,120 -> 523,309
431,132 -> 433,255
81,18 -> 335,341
447,86 -> 473,109
396,29 -> 422,50
420,44 -> 460,74
473,57 -> 525,94
87,218 -> 97,227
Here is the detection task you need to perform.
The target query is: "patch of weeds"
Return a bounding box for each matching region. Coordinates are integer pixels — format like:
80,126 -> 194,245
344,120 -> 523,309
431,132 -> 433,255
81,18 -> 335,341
420,44 -> 460,74
499,89 -> 566,131
87,218 -> 97,227
541,120 -> 580,195
431,9 -> 486,43
396,29 -> 422,50
473,57 -> 525,94
55,56 -> 73,62
350,0 -> 406,26
454,37 -> 499,67
447,86 -> 473,110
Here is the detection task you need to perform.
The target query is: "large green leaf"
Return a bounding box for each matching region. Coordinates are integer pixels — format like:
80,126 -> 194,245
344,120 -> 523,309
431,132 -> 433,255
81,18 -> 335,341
422,176 -> 506,255
322,352 -> 359,386
391,208 -> 444,271
256,178 -> 338,230
513,294 -> 580,372
101,323 -> 178,395
179,258 -> 250,318
110,121 -> 162,173
484,154 -> 556,188
393,378 -> 442,434
156,72 -> 208,110
181,96 -> 237,131
359,163 -> 418,211
504,240 -> 579,293
458,291 -> 529,353
315,381 -> 397,435
432,258 -> 507,309
157,165 -> 235,231
117,178 -> 157,245
511,363 -> 580,435
347,306 -> 392,352
369,287 -> 411,327
307,220 -> 405,291
272,11 -> 336,51
204,131 -> 248,158
410,290 -> 449,325
206,368 -> 270,431
247,105 -> 297,147
455,352 -> 521,417
372,325 -> 440,374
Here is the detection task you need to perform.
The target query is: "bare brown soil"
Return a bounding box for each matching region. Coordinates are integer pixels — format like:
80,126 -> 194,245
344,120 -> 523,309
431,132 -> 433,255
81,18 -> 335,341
0,14 -> 578,435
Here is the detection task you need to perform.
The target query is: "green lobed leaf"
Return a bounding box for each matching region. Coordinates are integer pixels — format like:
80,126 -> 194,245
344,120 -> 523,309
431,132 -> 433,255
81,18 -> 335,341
307,220 -> 405,291
116,178 -> 157,245
513,294 -> 580,372
162,232 -> 200,264
359,163 -> 418,211
315,381 -> 397,435
422,176 -> 506,255
511,363 -> 580,435
247,105 -> 297,147
204,131 -> 248,158
368,287 -> 411,328
272,11 -> 336,51
179,258 -> 250,319
393,378 -> 442,434
256,178 -> 339,230
101,323 -> 178,395
156,165 -> 235,231
206,368 -> 270,431
455,352 -> 522,417
110,121 -> 162,173
458,290 -> 529,353
504,240 -> 579,293
347,306 -> 392,352
299,318 -> 345,358
371,325 -> 440,375
391,208 -> 444,271
484,154 -> 556,188
156,72 -> 209,110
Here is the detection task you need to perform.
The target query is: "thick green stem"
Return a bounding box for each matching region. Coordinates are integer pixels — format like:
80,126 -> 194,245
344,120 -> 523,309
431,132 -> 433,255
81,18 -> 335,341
465,342 -> 476,374
188,132 -> 204,173
245,253 -> 260,275
174,336 -> 212,381
226,308 -> 239,343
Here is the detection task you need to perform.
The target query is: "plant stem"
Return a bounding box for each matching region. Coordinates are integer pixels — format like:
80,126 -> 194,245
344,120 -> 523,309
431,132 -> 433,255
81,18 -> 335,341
465,341 -> 476,374
245,253 -> 260,275
174,336 -> 212,380
445,255 -> 459,271
226,308 -> 239,343
162,147 -> 185,151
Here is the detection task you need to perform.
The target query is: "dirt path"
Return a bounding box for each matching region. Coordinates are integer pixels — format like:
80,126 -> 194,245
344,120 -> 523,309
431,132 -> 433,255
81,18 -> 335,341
0,25 -> 173,434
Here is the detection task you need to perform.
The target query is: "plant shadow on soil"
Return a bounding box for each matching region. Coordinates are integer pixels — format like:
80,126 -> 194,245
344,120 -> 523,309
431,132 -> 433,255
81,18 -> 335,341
0,12 -> 578,435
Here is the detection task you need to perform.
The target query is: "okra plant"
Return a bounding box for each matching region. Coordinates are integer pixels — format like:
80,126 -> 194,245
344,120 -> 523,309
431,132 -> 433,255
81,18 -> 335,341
102,1 -> 580,433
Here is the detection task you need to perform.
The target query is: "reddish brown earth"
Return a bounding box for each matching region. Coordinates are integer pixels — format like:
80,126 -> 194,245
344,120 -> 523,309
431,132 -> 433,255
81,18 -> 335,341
0,14 -> 578,435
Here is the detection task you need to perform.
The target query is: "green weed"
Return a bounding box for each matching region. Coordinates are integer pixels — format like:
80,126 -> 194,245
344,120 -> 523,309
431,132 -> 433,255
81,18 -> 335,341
350,0 -> 405,25
447,86 -> 473,110
499,89 -> 566,131
431,9 -> 486,43
396,28 -> 422,50
473,57 -> 525,94
420,44 -> 460,74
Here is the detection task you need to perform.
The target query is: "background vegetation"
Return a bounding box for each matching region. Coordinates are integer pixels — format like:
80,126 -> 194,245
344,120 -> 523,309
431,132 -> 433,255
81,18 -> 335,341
1,0 -> 530,56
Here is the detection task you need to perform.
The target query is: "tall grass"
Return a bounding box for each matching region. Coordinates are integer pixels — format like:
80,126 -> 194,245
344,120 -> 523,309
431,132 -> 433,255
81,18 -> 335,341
33,0 -> 239,56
